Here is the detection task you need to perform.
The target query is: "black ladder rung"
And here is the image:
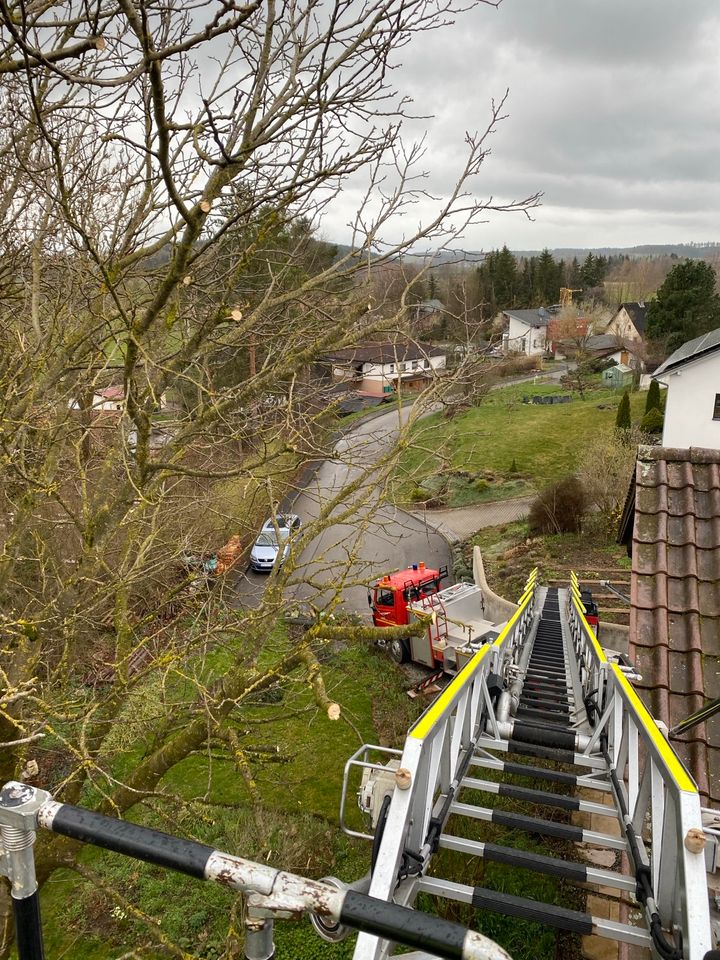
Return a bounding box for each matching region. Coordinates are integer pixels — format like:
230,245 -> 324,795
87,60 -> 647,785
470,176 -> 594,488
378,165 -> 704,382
515,706 -> 572,724
471,756 -> 579,785
461,776 -> 581,811
438,836 -> 633,892
511,721 -> 576,752
449,802 -> 624,848
520,693 -> 572,708
471,886 -> 593,934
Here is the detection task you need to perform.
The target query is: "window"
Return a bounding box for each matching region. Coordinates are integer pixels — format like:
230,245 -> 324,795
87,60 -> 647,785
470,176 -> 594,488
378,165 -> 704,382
377,589 -> 394,607
412,360 -> 419,370
387,363 -> 394,373
403,362 -> 410,372
714,394 -> 720,420
423,359 -> 429,369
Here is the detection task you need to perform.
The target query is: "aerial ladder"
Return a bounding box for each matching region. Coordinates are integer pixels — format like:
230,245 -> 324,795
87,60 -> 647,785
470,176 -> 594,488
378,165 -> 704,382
0,573 -> 717,960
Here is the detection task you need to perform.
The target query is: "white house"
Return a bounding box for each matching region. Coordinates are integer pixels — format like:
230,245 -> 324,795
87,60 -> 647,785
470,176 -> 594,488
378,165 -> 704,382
322,342 -> 446,396
652,327 -> 720,448
501,308 -> 553,356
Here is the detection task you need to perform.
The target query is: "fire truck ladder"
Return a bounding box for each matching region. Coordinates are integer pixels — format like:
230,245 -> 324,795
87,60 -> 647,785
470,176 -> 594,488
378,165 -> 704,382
343,571 -> 715,960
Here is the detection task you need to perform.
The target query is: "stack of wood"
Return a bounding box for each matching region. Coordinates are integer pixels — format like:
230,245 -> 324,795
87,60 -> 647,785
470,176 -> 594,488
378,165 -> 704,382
214,535 -> 242,575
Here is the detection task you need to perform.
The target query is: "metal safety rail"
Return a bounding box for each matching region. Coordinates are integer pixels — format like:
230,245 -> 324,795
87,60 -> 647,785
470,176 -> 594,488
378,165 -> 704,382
0,781 -> 510,960
343,573 -> 715,960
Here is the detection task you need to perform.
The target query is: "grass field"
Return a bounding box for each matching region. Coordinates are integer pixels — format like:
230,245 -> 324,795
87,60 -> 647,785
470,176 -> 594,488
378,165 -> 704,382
391,379 -> 647,508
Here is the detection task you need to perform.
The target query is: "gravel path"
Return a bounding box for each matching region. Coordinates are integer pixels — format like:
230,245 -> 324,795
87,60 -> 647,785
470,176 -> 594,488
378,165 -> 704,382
410,495 -> 533,543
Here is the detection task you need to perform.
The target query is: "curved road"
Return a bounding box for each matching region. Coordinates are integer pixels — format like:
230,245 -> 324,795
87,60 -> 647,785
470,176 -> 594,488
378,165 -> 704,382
234,405 -> 451,613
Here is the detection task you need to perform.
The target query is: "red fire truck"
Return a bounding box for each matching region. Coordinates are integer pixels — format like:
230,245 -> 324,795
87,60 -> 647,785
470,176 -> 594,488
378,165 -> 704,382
368,563 -> 502,671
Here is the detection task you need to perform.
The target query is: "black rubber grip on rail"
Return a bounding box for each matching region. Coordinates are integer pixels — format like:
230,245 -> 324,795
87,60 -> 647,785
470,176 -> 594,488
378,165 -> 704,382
482,842 -> 588,882
512,721 -> 576,751
50,804 -> 214,879
13,891 -> 45,960
491,809 -> 584,842
341,891 -> 466,959
471,886 -> 593,934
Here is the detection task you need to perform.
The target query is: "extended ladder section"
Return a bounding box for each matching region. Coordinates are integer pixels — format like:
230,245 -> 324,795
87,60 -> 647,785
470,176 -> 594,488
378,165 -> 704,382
344,572 -> 713,960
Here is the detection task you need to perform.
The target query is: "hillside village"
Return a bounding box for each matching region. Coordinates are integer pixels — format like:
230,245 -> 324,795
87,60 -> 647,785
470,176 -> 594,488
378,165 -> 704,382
0,4 -> 719,960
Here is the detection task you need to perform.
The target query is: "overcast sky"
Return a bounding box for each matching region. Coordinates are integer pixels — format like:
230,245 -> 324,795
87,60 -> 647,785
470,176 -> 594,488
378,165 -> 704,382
322,0 -> 720,253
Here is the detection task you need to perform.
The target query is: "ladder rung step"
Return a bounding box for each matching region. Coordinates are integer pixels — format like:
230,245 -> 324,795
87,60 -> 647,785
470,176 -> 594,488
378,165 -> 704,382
438,835 -> 635,892
511,720 -> 576,752
475,735 -> 605,769
515,707 -> 571,724
524,681 -> 568,693
449,801 -> 625,848
460,776 -> 616,817
472,886 -> 593,934
470,755 -> 610,790
520,694 -> 572,708
418,878 -> 651,947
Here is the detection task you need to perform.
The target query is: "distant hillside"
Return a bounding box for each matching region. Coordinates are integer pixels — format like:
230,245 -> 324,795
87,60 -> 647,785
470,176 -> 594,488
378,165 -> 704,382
332,241 -> 720,265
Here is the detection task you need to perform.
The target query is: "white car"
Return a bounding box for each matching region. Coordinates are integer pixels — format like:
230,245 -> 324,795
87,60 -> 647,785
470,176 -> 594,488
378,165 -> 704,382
249,514 -> 301,573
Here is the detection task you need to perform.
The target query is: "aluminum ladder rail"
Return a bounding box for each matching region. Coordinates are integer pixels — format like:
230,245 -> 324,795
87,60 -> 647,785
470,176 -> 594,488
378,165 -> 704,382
347,571 -> 713,960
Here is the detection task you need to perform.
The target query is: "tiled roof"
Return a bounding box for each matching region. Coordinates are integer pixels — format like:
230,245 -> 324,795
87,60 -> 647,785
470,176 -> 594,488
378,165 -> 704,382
321,342 -> 445,364
652,326 -> 720,378
502,308 -> 553,328
626,445 -> 720,805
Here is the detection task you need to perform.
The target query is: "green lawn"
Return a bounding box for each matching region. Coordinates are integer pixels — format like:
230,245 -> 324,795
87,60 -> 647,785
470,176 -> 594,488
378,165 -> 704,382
35,639 -> 419,960
391,380 -> 647,507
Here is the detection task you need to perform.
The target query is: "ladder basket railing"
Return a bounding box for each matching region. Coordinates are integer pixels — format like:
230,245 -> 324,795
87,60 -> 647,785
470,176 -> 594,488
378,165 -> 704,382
352,575 -> 538,960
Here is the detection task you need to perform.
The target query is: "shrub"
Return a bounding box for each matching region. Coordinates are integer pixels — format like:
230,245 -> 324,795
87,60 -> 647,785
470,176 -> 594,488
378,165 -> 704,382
509,458 -> 518,473
528,476 -> 587,535
473,478 -> 489,492
645,378 -> 661,414
640,406 -> 664,435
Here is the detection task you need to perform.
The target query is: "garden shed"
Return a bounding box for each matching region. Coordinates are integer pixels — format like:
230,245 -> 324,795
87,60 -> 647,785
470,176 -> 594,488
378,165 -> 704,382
601,362 -> 633,389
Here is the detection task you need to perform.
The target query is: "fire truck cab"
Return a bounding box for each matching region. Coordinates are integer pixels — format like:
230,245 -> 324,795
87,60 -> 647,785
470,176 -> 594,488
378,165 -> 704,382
369,563 -> 448,628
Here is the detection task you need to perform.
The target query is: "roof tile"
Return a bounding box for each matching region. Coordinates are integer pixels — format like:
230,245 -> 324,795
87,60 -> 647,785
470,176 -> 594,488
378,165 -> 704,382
627,445 -> 720,807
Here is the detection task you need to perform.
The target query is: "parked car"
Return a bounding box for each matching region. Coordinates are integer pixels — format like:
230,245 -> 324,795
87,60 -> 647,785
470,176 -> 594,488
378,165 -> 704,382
249,515 -> 301,572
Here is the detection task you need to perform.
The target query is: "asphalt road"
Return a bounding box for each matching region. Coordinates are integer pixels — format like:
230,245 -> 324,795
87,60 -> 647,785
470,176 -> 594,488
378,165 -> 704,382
234,364 -> 571,612
234,405 -> 451,614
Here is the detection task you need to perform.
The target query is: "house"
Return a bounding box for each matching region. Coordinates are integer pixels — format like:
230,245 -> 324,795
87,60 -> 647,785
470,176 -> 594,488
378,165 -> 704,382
652,327 -> 720,448
412,299 -> 446,334
318,342 -> 446,397
69,385 -> 125,413
501,307 -> 556,356
618,446 -> 720,806
69,385 -> 169,414
606,301 -> 647,344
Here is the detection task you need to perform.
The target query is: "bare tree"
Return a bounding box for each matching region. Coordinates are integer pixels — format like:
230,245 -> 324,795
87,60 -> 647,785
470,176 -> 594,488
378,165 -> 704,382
0,1 -> 539,954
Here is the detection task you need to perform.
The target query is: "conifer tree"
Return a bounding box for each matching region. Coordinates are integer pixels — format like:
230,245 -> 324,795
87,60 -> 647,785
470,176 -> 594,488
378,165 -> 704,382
645,378 -> 661,414
615,390 -> 631,434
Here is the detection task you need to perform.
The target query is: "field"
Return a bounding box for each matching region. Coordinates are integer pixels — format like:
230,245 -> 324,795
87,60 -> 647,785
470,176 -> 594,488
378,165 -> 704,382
391,379 -> 648,508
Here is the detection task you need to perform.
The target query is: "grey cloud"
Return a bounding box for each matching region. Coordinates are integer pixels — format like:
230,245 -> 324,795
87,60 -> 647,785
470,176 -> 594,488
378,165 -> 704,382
323,0 -> 720,249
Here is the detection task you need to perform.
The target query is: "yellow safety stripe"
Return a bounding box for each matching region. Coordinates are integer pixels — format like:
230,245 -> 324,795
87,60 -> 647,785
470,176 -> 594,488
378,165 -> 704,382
410,645 -> 491,739
611,665 -> 697,794
571,594 -> 607,663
